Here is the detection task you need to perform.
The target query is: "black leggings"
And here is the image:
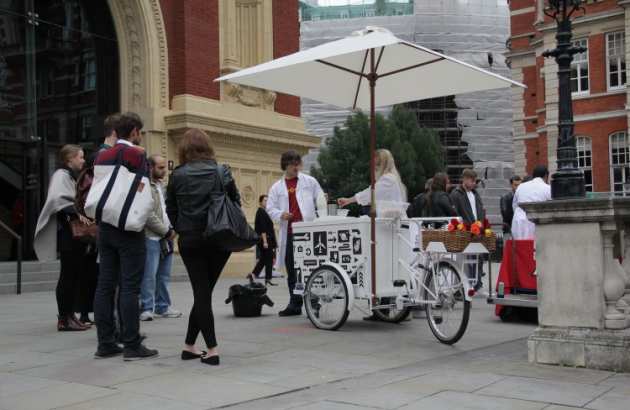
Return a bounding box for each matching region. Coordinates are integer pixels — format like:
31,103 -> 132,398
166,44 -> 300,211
252,247 -> 274,280
179,235 -> 231,348
57,251 -> 82,316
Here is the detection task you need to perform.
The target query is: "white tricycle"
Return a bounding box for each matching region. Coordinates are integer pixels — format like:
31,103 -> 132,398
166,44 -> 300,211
292,216 -> 487,345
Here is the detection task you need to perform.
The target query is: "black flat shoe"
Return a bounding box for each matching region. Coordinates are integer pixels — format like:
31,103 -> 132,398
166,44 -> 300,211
200,355 -> 220,366
181,350 -> 207,360
278,306 -> 301,317
265,280 -> 277,286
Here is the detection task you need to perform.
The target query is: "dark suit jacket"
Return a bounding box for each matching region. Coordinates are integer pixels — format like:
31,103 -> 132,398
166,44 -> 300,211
449,186 -> 485,224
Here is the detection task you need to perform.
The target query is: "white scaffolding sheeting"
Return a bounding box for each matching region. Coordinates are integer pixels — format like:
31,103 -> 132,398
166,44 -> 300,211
299,0 -> 515,223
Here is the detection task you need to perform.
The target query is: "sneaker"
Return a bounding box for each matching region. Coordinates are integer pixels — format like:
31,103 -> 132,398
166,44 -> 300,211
94,344 -> 123,359
139,311 -> 154,321
154,308 -> 182,318
123,344 -> 159,361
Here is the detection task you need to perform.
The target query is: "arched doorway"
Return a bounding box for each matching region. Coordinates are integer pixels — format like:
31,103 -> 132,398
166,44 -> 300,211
0,0 -> 119,260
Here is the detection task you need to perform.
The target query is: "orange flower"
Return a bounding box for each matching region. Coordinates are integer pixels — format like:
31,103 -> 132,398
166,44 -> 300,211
447,224 -> 455,232
474,221 -> 483,228
471,225 -> 481,236
457,223 -> 465,231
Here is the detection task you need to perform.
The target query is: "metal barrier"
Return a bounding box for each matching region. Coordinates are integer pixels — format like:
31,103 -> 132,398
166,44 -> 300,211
0,219 -> 22,294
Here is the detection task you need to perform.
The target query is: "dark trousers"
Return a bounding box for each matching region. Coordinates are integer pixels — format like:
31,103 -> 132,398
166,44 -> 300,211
252,246 -> 274,280
94,224 -> 145,349
77,249 -> 98,314
285,234 -> 302,307
179,234 -> 230,349
57,251 -> 82,316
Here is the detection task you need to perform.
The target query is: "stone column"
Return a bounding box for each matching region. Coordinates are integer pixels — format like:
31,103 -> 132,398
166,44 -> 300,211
525,198 -> 630,371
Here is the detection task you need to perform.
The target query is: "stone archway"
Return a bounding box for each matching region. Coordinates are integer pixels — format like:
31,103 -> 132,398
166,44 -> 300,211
107,0 -> 170,157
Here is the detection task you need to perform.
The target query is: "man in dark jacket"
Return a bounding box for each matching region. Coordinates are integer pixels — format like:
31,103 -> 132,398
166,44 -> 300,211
450,169 -> 486,288
500,175 -> 521,234
450,168 -> 485,224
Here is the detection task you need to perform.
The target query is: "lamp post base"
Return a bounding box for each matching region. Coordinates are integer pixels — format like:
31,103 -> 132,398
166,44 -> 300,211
551,168 -> 586,200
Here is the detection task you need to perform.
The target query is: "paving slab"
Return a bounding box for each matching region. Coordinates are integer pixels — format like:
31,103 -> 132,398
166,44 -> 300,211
0,382 -> 115,410
476,376 -> 612,407
399,390 -> 546,410
55,392 -> 208,410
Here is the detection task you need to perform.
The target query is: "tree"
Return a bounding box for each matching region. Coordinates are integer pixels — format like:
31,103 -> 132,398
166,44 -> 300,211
311,105 -> 444,203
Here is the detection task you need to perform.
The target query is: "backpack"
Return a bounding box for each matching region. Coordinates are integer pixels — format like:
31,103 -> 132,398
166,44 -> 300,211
75,166 -> 94,218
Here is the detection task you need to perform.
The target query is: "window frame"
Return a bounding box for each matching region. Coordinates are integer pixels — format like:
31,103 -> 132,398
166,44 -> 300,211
576,136 -> 593,192
606,31 -> 626,91
609,131 -> 630,195
570,38 -> 590,95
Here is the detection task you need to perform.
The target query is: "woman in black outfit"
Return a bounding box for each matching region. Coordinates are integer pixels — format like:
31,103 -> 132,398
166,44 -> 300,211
423,173 -> 457,220
248,195 -> 277,286
166,128 -> 241,366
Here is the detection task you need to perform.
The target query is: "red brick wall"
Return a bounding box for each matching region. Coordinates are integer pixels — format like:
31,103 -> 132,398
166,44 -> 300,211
273,0 -> 300,117
161,0 -> 221,104
510,0 -> 629,191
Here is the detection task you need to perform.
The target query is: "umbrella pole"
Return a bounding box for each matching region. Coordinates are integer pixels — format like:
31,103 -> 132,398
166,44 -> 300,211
369,48 -> 377,306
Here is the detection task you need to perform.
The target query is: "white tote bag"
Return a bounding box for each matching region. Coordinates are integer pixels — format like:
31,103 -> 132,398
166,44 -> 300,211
85,150 -> 154,232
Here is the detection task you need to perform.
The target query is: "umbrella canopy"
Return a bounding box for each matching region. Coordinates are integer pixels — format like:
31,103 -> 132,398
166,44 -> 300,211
216,27 -> 524,305
216,27 -> 524,110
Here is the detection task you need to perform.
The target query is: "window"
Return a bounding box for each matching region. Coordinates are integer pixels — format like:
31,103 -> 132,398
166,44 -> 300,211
570,39 -> 589,94
83,53 -> 96,90
610,132 -> 630,194
606,32 -> 626,90
80,115 -> 93,141
576,136 -> 593,192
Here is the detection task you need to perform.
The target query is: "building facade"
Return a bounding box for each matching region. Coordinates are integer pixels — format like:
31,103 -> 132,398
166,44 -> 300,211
0,0 -> 318,271
300,0 -> 515,222
508,0 -> 630,194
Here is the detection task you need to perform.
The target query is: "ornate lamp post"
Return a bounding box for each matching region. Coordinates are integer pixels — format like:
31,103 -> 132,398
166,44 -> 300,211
542,0 -> 586,199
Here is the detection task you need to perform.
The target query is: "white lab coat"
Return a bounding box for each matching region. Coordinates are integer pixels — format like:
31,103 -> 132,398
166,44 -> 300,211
354,173 -> 406,205
266,172 -> 323,270
511,177 -> 551,240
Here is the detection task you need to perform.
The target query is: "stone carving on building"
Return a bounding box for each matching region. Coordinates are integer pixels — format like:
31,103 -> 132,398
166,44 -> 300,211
219,0 -> 274,110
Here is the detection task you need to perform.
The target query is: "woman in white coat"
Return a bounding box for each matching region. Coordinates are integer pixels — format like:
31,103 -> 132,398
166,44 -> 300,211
266,150 -> 323,316
337,149 -> 407,212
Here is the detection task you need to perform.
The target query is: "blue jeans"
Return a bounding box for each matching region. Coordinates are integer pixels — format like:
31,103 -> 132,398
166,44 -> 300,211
140,239 -> 173,314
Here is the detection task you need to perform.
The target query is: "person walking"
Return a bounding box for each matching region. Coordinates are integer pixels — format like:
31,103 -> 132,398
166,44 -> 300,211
139,155 -> 181,322
93,112 -> 158,360
267,150 -> 323,317
248,195 -> 277,286
34,144 -> 91,331
167,128 -> 240,366
500,175 -> 522,234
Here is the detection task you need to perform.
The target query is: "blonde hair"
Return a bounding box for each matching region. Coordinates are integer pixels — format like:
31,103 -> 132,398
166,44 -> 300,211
375,149 -> 407,199
58,144 -> 83,167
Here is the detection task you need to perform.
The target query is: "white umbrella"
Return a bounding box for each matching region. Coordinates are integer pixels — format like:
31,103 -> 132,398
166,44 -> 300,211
216,27 -> 524,302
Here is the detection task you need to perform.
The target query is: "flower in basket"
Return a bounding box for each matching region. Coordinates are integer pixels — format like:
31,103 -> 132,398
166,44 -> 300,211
470,224 -> 481,236
484,228 -> 493,237
457,223 -> 465,231
447,223 -> 456,232
450,218 -> 459,226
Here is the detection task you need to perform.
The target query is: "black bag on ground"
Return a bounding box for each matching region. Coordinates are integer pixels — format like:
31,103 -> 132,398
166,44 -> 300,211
203,165 -> 259,252
225,282 -> 274,317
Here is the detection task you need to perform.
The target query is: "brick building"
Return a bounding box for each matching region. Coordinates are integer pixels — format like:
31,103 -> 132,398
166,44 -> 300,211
0,0 -> 317,270
508,0 -> 630,194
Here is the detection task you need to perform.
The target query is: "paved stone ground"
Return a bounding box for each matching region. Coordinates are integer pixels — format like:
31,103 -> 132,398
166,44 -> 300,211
0,278 -> 627,410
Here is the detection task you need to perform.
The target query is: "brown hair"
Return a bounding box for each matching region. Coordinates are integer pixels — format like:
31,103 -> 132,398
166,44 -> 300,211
58,144 -> 83,166
430,172 -> 449,193
461,168 -> 477,180
178,128 -> 215,165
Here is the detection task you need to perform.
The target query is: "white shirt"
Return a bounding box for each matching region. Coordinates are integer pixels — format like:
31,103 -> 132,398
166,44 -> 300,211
116,139 -> 134,147
466,190 -> 477,221
354,174 -> 406,205
511,177 -> 551,240
266,172 -> 323,270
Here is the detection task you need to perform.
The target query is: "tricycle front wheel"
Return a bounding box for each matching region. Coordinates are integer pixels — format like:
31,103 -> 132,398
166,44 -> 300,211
304,266 -> 350,331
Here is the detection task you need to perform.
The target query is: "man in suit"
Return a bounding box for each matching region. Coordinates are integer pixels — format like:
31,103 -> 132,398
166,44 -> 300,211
450,168 -> 486,288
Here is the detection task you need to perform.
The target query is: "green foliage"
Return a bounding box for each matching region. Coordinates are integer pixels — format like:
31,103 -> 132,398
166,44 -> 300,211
311,105 -> 444,202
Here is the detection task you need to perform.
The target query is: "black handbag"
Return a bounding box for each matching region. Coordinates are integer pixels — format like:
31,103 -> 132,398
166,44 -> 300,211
203,165 -> 259,252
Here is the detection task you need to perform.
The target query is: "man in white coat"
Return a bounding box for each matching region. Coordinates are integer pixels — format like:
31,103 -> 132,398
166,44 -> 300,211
512,165 -> 552,240
267,150 -> 323,316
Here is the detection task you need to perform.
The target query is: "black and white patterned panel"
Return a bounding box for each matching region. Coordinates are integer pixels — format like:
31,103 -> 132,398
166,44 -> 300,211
293,227 -> 364,278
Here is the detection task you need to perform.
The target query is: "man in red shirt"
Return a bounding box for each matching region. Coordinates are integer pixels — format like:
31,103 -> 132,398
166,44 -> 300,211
266,150 -> 323,316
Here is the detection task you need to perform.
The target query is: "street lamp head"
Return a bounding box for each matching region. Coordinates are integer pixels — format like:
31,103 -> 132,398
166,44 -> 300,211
545,0 -> 585,21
